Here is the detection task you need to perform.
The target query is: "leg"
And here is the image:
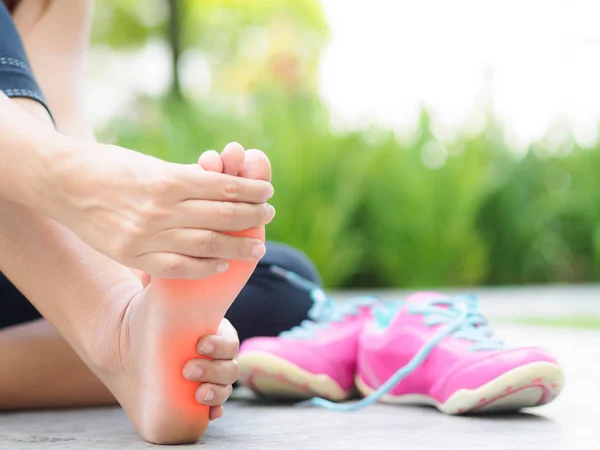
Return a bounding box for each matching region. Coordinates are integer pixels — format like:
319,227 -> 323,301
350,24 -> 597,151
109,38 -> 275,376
0,319 -> 114,409
227,242 -> 320,342
0,242 -> 319,408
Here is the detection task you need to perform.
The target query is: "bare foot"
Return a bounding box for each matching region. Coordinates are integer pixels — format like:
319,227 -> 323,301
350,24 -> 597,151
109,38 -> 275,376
88,143 -> 271,444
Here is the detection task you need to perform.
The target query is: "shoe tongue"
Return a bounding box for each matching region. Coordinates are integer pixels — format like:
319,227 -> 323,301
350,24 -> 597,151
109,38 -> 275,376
375,292 -> 451,329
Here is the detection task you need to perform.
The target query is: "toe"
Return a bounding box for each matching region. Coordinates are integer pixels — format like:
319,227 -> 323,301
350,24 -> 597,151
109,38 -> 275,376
221,142 -> 246,176
240,149 -> 271,182
198,150 -> 224,172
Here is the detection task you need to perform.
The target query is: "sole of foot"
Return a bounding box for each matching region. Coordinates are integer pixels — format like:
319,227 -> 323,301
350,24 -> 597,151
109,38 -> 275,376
96,143 -> 271,444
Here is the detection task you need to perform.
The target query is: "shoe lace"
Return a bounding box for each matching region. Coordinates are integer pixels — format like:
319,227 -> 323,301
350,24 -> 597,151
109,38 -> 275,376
303,294 -> 504,411
270,266 -> 377,340
410,294 -> 503,352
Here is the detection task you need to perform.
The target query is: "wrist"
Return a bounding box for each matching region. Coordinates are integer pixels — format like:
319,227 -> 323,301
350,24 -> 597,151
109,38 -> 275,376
31,134 -> 84,220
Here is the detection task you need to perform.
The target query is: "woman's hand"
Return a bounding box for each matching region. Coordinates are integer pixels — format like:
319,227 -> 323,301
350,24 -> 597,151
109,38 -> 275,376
44,138 -> 275,279
183,319 -> 240,421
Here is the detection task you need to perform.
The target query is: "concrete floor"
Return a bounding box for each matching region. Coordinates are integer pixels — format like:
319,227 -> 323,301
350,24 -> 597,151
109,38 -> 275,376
1,287 -> 599,449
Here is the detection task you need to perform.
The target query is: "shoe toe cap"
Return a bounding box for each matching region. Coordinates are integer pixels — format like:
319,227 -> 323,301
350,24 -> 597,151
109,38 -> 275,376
434,347 -> 560,402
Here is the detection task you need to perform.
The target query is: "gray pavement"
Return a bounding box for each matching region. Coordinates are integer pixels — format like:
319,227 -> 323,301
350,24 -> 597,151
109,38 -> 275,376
1,286 -> 599,449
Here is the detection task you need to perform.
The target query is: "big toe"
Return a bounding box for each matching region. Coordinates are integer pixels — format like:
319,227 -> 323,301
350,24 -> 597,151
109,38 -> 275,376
240,149 -> 271,182
221,142 -> 246,176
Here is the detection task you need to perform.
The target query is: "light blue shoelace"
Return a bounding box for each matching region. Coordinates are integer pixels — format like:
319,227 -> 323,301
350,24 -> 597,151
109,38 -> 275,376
270,266 -> 379,339
271,266 -> 503,412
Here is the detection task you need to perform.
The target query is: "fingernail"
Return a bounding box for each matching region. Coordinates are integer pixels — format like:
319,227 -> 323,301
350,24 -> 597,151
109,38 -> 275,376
203,389 -> 215,403
216,262 -> 229,273
200,342 -> 215,355
265,204 -> 276,222
185,365 -> 203,380
265,183 -> 274,199
251,242 -> 266,260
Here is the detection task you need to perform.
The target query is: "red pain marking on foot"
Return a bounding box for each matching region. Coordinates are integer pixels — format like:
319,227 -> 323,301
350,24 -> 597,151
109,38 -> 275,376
469,383 -> 551,412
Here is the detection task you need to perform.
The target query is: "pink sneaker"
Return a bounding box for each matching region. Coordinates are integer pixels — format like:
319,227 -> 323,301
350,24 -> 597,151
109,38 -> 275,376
238,268 -> 379,401
351,292 -> 565,414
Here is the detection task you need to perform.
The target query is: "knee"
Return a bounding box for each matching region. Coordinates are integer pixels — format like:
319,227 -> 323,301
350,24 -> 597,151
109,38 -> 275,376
262,242 -> 321,285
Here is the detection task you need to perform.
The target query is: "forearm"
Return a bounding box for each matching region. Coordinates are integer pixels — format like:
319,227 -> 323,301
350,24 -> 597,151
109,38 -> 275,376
0,92 -> 67,210
0,97 -> 139,358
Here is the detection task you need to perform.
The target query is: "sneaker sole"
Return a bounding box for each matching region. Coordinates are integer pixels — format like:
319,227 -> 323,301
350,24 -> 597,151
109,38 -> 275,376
238,351 -> 350,401
355,361 -> 564,414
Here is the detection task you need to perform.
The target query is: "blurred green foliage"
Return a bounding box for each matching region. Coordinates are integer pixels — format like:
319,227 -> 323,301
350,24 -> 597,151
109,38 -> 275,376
93,0 -> 600,288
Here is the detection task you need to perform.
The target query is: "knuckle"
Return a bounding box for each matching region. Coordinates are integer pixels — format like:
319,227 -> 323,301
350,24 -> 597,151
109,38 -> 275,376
151,174 -> 178,197
199,231 -> 220,256
134,206 -> 163,234
223,178 -> 240,200
161,254 -> 185,278
219,202 -> 236,224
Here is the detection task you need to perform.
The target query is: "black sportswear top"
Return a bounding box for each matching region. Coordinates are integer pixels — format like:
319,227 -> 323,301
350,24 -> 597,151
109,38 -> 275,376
0,1 -> 50,113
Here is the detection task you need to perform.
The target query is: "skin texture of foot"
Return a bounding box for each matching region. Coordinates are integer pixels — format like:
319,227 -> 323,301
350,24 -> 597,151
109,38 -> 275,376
89,143 -> 272,444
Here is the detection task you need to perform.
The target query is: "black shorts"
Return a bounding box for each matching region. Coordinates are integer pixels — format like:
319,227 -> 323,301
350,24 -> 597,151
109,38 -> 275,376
0,1 -> 50,114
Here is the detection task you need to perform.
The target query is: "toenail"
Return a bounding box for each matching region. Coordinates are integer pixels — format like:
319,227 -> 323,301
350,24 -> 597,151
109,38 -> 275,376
185,365 -> 204,380
203,389 -> 215,403
251,242 -> 266,259
200,342 -> 215,355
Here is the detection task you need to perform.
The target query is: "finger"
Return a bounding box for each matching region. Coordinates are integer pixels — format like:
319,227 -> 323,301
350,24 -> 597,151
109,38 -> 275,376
176,167 -> 274,203
197,337 -> 239,361
168,200 -> 275,231
183,359 -> 239,385
146,229 -> 266,261
195,383 -> 233,407
220,142 -> 245,176
198,150 -> 223,172
209,405 -> 224,421
135,252 -> 229,279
